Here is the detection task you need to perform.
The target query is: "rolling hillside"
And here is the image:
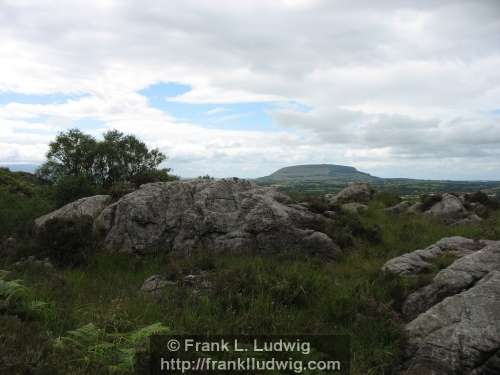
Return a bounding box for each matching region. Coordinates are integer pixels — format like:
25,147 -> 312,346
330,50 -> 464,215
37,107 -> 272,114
256,164 -> 500,196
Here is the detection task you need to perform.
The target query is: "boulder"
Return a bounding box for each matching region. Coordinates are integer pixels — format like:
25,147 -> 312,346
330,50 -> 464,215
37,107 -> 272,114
403,270 -> 500,374
140,275 -> 176,295
84,179 -> 341,258
384,238 -> 500,374
329,183 -> 374,205
35,195 -> 112,229
425,193 -> 468,221
382,236 -> 487,275
402,241 -> 500,320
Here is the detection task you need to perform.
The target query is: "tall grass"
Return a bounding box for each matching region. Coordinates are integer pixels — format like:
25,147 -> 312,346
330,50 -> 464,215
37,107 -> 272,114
3,204 -> 500,374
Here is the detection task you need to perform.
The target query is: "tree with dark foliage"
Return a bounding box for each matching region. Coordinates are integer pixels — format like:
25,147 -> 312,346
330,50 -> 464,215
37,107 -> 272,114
37,129 -> 175,204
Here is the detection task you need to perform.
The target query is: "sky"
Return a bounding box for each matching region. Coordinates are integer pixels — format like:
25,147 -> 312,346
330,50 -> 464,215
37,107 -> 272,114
1,0 -> 500,179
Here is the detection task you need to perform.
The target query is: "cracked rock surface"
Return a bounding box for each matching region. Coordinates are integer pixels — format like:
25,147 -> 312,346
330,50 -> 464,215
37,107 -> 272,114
383,238 -> 500,374
36,179 -> 340,258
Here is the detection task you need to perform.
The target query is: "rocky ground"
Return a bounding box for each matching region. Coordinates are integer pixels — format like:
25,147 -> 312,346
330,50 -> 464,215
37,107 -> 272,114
3,179 -> 500,374
35,179 -> 340,259
384,191 -> 498,225
383,237 -> 500,374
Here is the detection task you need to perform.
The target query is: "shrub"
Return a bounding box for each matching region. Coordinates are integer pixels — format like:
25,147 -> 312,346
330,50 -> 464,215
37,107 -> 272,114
108,182 -> 135,201
420,194 -> 442,211
320,212 -> 382,248
54,175 -> 98,207
373,191 -> 401,207
54,322 -> 169,372
35,217 -> 95,267
465,191 -> 500,210
0,271 -> 48,320
0,316 -> 56,374
129,169 -> 177,188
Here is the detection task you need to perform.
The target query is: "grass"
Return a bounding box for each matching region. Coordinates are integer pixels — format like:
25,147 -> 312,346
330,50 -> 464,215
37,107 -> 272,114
2,197 -> 500,374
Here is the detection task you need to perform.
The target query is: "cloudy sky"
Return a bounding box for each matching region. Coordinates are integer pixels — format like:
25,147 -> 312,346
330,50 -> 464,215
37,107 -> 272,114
1,0 -> 500,179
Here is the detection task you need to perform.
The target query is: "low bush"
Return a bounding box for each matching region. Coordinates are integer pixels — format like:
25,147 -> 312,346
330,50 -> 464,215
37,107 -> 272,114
108,182 -> 135,200
35,217 -> 95,267
373,191 -> 401,207
0,270 -> 48,320
54,322 -> 169,373
465,191 -> 500,210
53,175 -> 98,207
420,194 -> 442,211
130,169 -> 177,187
320,212 -> 382,248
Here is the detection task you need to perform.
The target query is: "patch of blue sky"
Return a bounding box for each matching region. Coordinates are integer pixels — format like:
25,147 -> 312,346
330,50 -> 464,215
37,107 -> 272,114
0,91 -> 88,106
139,82 -> 311,132
71,117 -> 106,133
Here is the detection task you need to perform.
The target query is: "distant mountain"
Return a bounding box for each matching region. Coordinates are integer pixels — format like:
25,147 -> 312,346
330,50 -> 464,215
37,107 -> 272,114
0,164 -> 39,173
256,164 -> 380,184
255,164 -> 500,196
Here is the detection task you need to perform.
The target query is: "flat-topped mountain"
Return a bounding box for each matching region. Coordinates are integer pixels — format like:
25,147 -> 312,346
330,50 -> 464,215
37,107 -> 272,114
256,164 -> 380,184
256,164 -> 500,196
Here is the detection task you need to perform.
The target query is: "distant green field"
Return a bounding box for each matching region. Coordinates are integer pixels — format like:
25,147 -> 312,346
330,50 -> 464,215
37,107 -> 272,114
255,164 -> 500,197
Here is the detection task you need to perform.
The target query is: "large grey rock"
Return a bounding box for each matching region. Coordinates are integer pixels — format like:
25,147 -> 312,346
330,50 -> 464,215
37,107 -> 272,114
402,271 -> 500,374
141,275 -> 176,295
329,182 -> 374,204
35,195 -> 112,229
384,238 -> 500,374
402,241 -> 500,320
425,193 -> 468,221
382,236 -> 487,275
93,179 -> 340,257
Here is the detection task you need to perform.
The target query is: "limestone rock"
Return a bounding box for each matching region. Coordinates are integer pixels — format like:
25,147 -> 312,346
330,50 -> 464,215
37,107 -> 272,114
402,241 -> 500,319
329,183 -> 374,205
403,270 -> 500,374
35,195 -> 112,229
91,179 -> 340,257
141,275 -> 176,295
384,237 -> 500,374
425,193 -> 468,221
382,236 -> 487,275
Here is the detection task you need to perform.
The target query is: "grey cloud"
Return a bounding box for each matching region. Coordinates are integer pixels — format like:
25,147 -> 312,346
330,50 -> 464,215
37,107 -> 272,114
1,0 -> 500,178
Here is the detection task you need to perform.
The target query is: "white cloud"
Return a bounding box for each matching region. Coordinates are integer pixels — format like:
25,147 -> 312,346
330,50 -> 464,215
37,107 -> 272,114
1,0 -> 500,178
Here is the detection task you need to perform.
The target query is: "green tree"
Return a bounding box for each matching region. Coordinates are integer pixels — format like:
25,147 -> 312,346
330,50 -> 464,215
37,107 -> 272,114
41,129 -> 97,181
36,129 -> 171,190
94,130 -> 167,187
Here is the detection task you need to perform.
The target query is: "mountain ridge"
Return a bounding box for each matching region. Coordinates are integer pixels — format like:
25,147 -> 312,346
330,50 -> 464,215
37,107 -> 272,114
255,164 -> 500,196
256,164 -> 380,184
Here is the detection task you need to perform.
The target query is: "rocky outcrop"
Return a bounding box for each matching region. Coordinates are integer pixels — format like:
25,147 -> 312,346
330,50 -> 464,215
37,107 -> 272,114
425,193 -> 468,221
382,236 -> 488,275
383,238 -> 500,374
384,192 -> 497,225
35,195 -> 112,229
328,182 -> 374,205
95,179 -> 340,257
36,179 -> 340,258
